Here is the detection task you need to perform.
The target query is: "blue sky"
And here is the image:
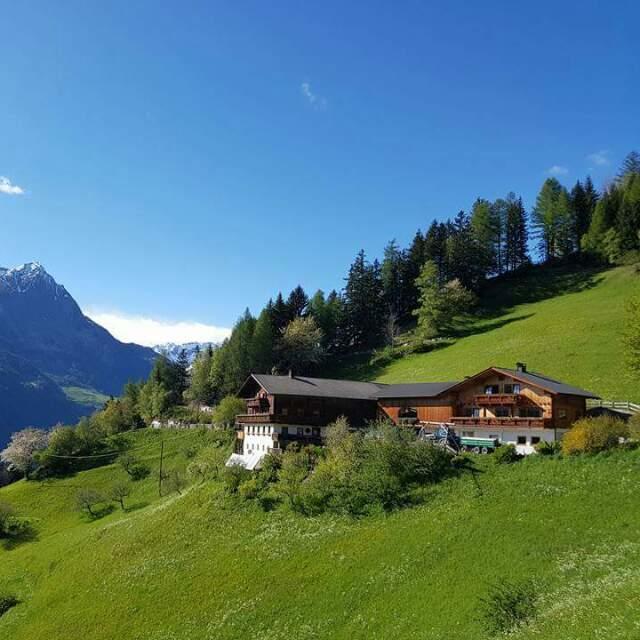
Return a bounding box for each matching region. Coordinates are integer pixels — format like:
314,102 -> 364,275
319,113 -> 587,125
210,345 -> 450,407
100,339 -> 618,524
1,1 -> 638,345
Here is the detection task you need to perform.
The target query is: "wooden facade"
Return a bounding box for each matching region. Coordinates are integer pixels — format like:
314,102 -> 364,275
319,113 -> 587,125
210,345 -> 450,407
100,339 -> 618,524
235,366 -> 597,449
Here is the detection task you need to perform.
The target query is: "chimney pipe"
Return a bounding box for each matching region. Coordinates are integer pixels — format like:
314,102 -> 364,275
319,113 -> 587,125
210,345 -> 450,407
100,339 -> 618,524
288,369 -> 293,378
516,362 -> 527,373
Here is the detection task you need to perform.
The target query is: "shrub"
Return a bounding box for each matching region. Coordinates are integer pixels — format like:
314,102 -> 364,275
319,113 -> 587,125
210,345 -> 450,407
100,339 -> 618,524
562,416 -> 629,455
118,453 -> 151,481
629,412 -> 640,440
187,445 -> 227,482
166,470 -> 188,495
222,464 -> 251,494
481,579 -> 537,635
0,593 -> 19,617
494,444 -> 522,464
0,502 -> 34,541
535,440 -> 562,456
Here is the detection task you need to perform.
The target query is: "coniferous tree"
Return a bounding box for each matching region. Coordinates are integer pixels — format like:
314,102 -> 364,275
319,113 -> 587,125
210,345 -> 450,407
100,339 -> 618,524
399,230 -> 425,317
446,211 -> 484,290
187,346 -> 215,405
342,250 -> 385,349
251,306 -> 276,373
308,289 -> 343,353
532,178 -> 573,261
470,198 -> 502,276
423,222 -> 449,284
381,239 -> 404,316
271,293 -> 289,332
286,285 -> 309,320
617,151 -> 640,182
617,172 -> 640,252
581,185 -> 622,259
503,194 -> 529,272
175,349 -> 190,400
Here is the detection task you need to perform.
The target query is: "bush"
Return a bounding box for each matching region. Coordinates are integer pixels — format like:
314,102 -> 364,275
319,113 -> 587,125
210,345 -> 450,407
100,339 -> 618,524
562,416 -> 629,455
187,445 -> 228,482
493,444 -> 522,464
535,440 -> 562,456
481,579 -> 537,635
118,453 -> 151,481
0,593 -> 19,617
222,464 -> 251,494
0,502 -> 35,541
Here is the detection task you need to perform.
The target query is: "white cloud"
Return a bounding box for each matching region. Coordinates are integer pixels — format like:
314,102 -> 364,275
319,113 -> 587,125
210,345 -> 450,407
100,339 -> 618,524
300,81 -> 327,109
586,149 -> 610,166
0,176 -> 25,195
546,165 -> 569,176
84,309 -> 232,347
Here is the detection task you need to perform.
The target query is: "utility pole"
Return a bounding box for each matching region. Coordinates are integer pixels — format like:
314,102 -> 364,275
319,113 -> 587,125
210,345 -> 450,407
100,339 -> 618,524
158,439 -> 165,497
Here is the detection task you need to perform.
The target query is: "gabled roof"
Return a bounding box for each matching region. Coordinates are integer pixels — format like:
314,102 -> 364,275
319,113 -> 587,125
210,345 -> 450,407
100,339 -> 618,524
374,381 -> 460,399
447,366 -> 599,399
493,368 -> 599,398
240,373 -> 387,401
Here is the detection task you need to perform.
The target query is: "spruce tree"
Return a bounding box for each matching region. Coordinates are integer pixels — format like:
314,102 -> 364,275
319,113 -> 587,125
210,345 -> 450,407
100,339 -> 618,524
503,194 -> 529,272
470,198 -> 502,276
399,230 -> 425,317
251,307 -> 276,373
532,178 -> 573,261
286,285 -> 309,319
381,239 -> 404,316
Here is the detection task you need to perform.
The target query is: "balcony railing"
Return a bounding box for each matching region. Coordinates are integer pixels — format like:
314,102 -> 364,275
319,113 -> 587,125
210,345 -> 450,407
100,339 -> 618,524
474,394 -> 520,405
236,413 -> 325,426
451,416 -> 548,428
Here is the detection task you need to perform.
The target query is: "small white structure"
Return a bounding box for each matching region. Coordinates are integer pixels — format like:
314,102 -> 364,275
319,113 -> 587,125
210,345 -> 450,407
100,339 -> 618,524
225,452 -> 264,471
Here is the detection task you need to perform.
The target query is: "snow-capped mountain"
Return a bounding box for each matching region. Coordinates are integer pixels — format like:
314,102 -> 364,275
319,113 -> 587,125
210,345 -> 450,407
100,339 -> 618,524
153,342 -> 216,364
0,262 -> 157,444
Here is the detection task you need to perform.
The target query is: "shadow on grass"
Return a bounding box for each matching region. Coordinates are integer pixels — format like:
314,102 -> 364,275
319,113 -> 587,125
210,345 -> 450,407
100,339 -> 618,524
82,504 -> 116,521
124,501 -> 150,513
0,522 -> 39,550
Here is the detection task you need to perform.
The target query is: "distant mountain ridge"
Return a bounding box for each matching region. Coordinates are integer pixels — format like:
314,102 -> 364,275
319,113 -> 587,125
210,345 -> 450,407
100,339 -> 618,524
0,262 -> 157,444
153,342 -> 215,364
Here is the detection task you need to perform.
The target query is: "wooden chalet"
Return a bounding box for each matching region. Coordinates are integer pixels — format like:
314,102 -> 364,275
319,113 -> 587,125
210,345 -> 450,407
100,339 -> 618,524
230,363 -> 598,465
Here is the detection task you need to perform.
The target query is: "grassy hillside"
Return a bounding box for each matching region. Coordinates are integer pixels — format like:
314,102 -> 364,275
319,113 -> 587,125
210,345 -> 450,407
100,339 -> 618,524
2,429 -> 640,639
335,263 -> 640,401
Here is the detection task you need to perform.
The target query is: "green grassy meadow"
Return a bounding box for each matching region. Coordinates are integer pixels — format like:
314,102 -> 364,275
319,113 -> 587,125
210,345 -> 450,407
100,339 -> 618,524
2,428 -> 640,639
335,263 -> 640,401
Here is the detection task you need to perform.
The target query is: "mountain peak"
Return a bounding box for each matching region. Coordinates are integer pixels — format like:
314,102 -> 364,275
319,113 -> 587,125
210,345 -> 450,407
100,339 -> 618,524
0,261 -> 62,295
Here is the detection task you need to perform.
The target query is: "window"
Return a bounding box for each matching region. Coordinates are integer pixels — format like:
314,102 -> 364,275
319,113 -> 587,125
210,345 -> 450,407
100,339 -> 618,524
531,436 -> 541,445
472,407 -> 481,418
297,427 -> 304,436
297,407 -> 304,417
513,384 -> 521,394
281,426 -> 288,436
495,407 -> 511,417
462,430 -> 475,437
517,436 -> 527,445
484,384 -> 499,395
520,407 -> 542,418
312,427 -> 321,437
503,384 -> 514,394
281,407 -> 289,416
558,408 -> 567,419
399,407 -> 418,419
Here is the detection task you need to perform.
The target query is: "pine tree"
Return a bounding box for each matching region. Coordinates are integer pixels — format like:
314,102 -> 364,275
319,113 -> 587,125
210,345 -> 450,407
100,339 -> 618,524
251,307 -> 276,373
617,172 -> 640,252
503,194 -> 529,272
423,222 -> 449,284
617,151 -> 640,183
581,185 -> 622,259
286,285 -> 309,320
381,239 -> 404,316
342,250 -> 385,349
445,211 -> 484,290
532,178 -> 573,261
271,293 -> 289,332
470,198 -> 502,276
399,230 -> 425,317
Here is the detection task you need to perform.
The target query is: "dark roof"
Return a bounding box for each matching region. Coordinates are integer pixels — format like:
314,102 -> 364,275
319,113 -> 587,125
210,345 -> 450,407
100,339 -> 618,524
247,374 -> 387,400
375,381 -> 460,399
493,368 -> 599,398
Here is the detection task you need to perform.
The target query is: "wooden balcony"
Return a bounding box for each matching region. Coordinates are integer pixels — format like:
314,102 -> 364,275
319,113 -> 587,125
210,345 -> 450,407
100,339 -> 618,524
236,413 -> 325,426
474,394 -> 520,405
451,416 -> 548,428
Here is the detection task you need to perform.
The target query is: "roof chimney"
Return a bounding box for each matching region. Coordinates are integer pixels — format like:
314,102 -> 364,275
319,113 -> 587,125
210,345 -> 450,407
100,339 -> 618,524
288,369 -> 294,378
516,362 -> 527,373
